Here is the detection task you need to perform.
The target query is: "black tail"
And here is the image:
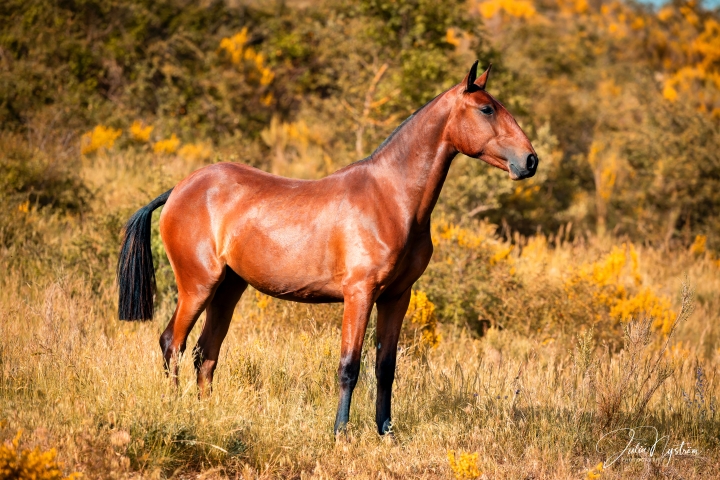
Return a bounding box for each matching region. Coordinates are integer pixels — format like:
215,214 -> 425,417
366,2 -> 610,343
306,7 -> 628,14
117,188 -> 174,320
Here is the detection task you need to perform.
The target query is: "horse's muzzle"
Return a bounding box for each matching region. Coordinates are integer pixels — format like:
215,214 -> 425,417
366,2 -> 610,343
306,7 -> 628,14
509,153 -> 538,180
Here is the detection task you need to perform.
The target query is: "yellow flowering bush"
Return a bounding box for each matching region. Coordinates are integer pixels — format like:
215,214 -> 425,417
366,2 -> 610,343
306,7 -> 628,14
447,450 -> 481,480
0,430 -> 81,480
153,134 -> 180,154
405,290 -> 441,350
478,0 -> 537,19
689,234 -> 707,256
566,245 -> 629,308
420,220 -> 519,330
219,28 -> 274,87
445,28 -> 461,47
586,461 -> 604,479
80,125 -> 121,154
178,142 -> 213,163
611,288 -> 676,334
436,221 -> 486,249
129,120 -> 153,142
416,218 -> 679,345
218,28 -> 249,65
566,244 -> 675,334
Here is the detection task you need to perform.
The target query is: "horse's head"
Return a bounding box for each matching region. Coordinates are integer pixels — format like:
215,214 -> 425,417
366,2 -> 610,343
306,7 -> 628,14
445,61 -> 538,180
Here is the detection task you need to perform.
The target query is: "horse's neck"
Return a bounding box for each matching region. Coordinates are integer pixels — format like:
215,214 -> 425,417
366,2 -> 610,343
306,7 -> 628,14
370,92 -> 457,227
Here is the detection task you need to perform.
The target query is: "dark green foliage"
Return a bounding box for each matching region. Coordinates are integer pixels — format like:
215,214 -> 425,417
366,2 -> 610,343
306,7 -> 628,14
0,0 -> 269,138
0,134 -> 89,212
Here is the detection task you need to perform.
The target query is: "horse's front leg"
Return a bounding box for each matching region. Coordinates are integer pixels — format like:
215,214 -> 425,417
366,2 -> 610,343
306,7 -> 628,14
334,284 -> 375,436
375,288 -> 412,435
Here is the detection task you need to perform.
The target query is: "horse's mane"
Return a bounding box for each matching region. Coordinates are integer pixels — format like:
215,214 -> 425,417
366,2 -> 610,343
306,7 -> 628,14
331,92 -> 443,174
370,93 -> 441,158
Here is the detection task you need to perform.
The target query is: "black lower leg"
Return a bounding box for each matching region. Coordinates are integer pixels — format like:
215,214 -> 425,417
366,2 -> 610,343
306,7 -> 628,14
334,358 -> 360,434
375,356 -> 396,434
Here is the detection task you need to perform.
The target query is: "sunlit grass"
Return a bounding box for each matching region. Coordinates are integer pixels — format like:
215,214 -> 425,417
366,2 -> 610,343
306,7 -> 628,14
1,264 -> 718,478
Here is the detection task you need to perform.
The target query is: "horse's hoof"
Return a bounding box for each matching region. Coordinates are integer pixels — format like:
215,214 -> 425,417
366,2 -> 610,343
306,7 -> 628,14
379,419 -> 395,439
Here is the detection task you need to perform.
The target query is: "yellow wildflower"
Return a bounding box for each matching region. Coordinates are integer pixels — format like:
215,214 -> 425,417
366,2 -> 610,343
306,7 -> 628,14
261,92 -> 274,106
445,28 -> 461,47
490,245 -> 512,265
0,429 -> 81,480
479,0 -> 536,19
407,290 -> 441,349
153,134 -> 180,154
574,0 -> 589,14
259,66 -> 275,86
663,83 -> 679,102
178,142 -> 213,163
447,450 -> 481,480
219,28 -> 275,87
657,6 -> 674,22
689,234 -> 707,256
586,461 -> 604,479
129,120 -> 153,142
219,27 -> 249,65
80,125 -> 122,154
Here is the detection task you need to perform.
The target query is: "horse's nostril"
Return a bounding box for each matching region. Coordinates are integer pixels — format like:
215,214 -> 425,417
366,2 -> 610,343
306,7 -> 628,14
527,154 -> 538,171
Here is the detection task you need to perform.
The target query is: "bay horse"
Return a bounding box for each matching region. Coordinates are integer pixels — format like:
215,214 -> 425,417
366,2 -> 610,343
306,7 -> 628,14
117,62 -> 538,436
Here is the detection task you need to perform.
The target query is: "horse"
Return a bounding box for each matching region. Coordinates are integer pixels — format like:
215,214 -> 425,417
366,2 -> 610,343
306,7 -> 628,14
117,61 -> 538,436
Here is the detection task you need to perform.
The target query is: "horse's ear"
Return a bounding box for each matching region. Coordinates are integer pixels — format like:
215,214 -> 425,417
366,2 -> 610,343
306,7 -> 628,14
463,60 -> 479,93
475,63 -> 492,90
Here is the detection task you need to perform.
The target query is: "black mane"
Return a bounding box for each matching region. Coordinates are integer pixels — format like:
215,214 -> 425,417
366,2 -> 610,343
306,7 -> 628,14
370,93 -> 441,158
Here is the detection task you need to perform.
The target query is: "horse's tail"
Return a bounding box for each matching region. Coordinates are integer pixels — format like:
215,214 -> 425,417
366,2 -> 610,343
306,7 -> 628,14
117,188 -> 174,321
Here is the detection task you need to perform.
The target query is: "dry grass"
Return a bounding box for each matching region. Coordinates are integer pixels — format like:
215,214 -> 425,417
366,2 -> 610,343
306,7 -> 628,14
1,148 -> 719,479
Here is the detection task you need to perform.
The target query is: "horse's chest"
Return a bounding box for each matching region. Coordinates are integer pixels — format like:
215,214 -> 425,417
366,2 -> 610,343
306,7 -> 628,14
382,237 -> 433,295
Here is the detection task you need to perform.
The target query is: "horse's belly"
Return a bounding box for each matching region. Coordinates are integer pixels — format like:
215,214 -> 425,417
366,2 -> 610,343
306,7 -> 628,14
224,239 -> 344,302
244,272 -> 344,303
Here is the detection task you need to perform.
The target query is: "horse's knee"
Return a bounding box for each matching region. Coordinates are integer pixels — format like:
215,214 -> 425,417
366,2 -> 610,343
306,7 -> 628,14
338,358 -> 360,390
160,331 -> 186,368
160,330 -> 173,357
375,357 -> 396,388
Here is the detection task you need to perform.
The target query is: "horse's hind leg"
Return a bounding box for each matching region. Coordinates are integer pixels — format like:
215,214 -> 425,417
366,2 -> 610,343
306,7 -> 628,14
159,296 -> 207,384
159,264 -> 224,384
194,267 -> 247,395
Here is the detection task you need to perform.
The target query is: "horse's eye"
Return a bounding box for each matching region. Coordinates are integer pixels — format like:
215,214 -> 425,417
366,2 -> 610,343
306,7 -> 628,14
480,106 -> 494,116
